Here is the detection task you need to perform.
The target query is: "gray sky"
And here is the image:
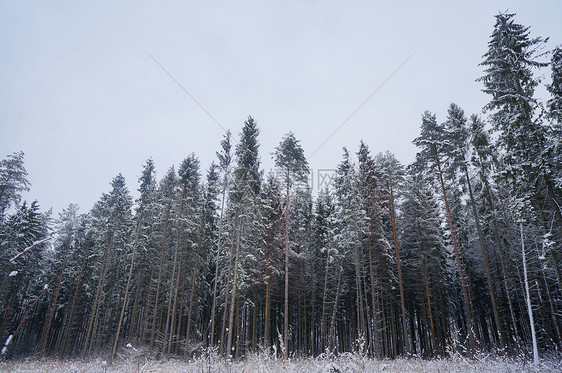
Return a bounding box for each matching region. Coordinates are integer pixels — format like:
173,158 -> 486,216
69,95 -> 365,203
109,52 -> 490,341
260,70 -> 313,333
1,1 -> 561,215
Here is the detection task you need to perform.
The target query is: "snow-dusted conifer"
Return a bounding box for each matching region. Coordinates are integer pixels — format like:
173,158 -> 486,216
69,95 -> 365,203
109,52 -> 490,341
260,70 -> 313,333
274,131 -> 309,359
0,152 -> 30,220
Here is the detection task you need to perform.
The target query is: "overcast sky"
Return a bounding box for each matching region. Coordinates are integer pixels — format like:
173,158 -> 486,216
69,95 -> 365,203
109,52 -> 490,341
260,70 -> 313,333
1,1 -> 561,215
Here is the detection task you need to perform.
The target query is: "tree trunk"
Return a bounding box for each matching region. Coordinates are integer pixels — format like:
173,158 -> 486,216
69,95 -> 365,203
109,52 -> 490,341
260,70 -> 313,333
464,168 -> 505,348
60,237 -> 90,358
283,172 -> 290,359
435,156 -> 476,351
482,174 -> 520,345
149,204 -> 171,351
264,253 -> 272,349
226,218 -> 242,358
367,233 -> 380,357
82,232 -> 113,359
353,242 -> 365,343
417,220 -> 435,355
252,284 -> 258,351
320,252 -> 330,352
184,210 -> 206,358
538,252 -> 562,345
389,182 -> 410,354
38,236 -> 72,356
210,179 -> 228,347
297,245 -> 303,354
130,251 -> 146,344
219,230 -> 237,355
329,265 -> 343,352
167,241 -> 186,354
163,195 -> 186,354
111,211 -> 143,362
0,274 -> 57,359
306,224 -> 313,355
0,251 -> 33,343
520,223 -> 539,364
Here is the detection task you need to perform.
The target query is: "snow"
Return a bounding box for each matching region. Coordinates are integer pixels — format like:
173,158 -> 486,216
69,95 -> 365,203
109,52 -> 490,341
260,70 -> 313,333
0,353 -> 560,373
6,237 -> 51,264
3,335 -> 13,347
1,335 -> 13,356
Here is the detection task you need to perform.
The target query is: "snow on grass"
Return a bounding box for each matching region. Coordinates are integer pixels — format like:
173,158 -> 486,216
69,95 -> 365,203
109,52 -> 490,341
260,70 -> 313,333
1,352 -> 560,372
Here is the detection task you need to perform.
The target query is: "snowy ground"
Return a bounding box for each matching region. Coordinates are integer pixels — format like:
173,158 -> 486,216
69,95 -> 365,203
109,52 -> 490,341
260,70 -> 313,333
1,352 -> 560,372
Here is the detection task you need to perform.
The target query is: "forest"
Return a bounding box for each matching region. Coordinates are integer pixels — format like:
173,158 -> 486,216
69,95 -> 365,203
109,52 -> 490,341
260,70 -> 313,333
0,13 -> 561,363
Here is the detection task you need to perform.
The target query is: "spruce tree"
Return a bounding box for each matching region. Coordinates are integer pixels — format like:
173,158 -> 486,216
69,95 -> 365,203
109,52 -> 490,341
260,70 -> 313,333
312,187 -> 339,353
375,151 -> 409,354
413,111 -> 476,351
479,12 -> 562,303
546,47 -> 562,240
83,174 -> 133,357
399,171 -> 451,356
223,116 -> 265,358
0,201 -> 50,355
330,149 -> 356,353
37,203 -> 80,356
273,132 -> 309,359
148,167 -> 177,351
0,152 -> 30,220
112,159 -> 156,361
163,154 -> 201,355
59,213 -> 93,358
479,13 -> 560,239
210,131 -> 232,348
547,46 -> 562,124
357,143 -> 393,356
262,174 -> 284,350
183,163 -> 219,357
443,103 -> 505,348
